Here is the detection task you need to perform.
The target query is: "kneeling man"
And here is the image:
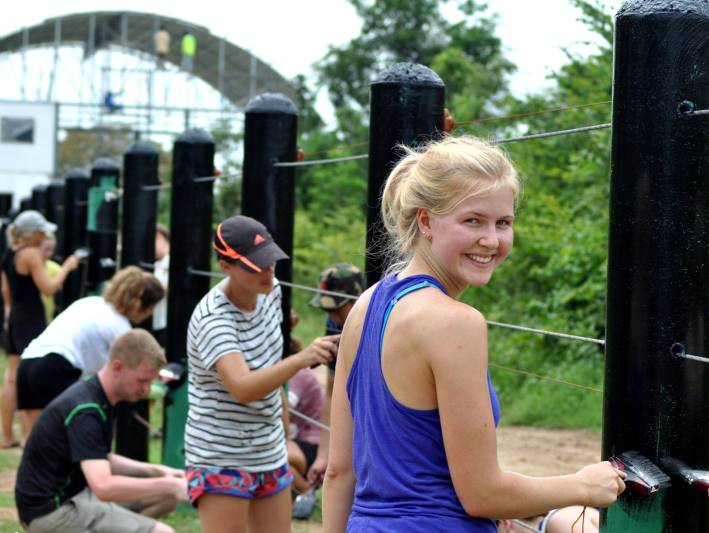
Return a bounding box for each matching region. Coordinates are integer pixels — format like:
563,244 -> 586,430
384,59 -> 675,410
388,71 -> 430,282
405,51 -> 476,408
16,329 -> 186,533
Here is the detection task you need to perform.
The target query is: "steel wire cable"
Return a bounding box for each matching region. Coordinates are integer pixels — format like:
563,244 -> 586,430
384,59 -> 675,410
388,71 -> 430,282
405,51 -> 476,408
289,407 -> 330,432
272,123 -> 612,168
486,321 -> 604,345
456,100 -> 612,127
289,100 -> 612,162
273,154 -> 369,168
488,363 -> 603,394
187,269 -> 604,346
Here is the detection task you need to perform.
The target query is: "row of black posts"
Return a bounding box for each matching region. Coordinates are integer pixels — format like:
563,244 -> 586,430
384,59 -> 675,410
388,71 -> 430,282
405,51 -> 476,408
2,2 -> 704,529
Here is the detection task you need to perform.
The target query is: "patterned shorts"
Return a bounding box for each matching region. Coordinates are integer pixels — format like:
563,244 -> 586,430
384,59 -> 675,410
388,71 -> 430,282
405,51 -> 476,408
186,464 -> 293,504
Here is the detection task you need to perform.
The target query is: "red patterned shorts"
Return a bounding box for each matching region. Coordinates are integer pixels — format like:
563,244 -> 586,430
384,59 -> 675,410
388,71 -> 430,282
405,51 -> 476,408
186,464 -> 293,504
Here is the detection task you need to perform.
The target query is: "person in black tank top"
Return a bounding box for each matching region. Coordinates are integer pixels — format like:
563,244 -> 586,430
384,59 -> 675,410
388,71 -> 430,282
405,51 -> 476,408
0,210 -> 79,448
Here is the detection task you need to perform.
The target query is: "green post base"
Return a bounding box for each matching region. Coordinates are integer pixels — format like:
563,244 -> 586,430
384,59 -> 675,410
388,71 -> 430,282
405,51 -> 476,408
162,381 -> 188,468
602,492 -> 666,533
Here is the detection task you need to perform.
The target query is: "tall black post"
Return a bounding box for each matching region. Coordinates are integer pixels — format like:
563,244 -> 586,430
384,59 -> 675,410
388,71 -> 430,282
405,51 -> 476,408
31,185 -> 48,216
0,194 -> 12,218
365,63 -> 445,286
242,93 -> 298,357
62,169 -> 89,306
19,197 -> 31,213
602,1 -> 709,531
46,180 -> 65,261
87,158 -> 120,294
163,129 -> 214,468
115,141 -> 160,461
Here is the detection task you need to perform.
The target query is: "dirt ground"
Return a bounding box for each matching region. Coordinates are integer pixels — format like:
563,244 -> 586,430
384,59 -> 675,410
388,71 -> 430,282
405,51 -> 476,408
498,426 -> 602,476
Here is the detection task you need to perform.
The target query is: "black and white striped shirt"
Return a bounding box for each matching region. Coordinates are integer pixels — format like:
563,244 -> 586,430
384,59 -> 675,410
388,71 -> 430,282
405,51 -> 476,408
185,278 -> 286,471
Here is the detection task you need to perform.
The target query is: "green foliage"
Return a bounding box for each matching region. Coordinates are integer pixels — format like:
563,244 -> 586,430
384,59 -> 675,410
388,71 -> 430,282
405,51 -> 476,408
316,0 -> 514,133
461,0 -> 614,428
58,128 -> 135,175
210,117 -> 244,223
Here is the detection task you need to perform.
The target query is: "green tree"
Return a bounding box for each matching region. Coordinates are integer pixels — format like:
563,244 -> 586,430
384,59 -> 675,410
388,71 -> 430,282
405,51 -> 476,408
316,0 -> 514,135
58,127 -> 135,174
462,0 -> 615,427
210,117 -> 243,223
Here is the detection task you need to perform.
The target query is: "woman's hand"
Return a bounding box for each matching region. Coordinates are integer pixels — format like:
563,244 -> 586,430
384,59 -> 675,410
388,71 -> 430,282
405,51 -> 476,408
575,461 -> 626,507
63,254 -> 80,272
296,335 -> 340,369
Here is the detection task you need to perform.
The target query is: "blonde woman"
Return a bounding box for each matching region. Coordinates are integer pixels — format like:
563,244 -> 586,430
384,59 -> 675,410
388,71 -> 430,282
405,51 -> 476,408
0,211 -> 78,447
16,266 -> 164,437
323,136 -> 625,532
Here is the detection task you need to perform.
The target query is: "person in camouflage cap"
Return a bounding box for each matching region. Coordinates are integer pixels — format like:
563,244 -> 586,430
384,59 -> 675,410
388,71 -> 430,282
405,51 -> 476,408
309,263 -> 365,312
306,263 -> 364,490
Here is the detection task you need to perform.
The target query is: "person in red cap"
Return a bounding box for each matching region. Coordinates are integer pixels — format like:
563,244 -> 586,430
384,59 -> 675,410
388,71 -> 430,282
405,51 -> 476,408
184,215 -> 339,533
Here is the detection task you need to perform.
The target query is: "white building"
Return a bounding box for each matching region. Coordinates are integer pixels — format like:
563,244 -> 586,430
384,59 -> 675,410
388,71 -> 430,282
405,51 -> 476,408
0,100 -> 57,208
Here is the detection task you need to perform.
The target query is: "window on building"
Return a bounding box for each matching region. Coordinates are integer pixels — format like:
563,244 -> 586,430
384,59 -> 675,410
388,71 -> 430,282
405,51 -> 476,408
1,117 -> 35,144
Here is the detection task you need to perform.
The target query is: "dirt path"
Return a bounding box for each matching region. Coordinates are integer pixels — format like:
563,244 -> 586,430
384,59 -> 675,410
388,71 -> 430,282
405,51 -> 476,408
498,426 -> 602,476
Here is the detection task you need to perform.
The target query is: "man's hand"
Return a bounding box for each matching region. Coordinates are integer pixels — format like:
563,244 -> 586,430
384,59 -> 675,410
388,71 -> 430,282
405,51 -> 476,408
169,476 -> 188,502
152,464 -> 185,478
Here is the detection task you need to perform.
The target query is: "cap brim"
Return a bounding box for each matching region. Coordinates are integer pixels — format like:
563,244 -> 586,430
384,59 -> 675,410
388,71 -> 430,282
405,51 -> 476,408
240,241 -> 289,272
42,222 -> 57,234
309,293 -> 325,309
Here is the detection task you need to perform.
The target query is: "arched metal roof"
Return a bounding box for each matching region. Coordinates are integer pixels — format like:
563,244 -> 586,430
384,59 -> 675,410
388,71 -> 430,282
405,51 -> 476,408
0,11 -> 297,107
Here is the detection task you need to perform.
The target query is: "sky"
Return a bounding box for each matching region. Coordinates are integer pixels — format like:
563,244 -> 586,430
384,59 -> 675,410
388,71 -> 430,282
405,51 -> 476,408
0,0 -> 623,99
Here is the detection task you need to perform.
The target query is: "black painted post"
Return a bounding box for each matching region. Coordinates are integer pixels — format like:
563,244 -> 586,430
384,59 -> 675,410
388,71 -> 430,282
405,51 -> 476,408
19,197 -> 31,213
46,180 -> 65,261
365,63 -> 445,286
0,194 -> 12,218
115,141 -> 160,462
87,159 -> 120,295
62,169 -> 89,306
0,193 -> 11,347
31,185 -> 48,216
163,129 -> 214,468
602,2 -> 709,531
45,180 -> 66,314
242,93 -> 298,357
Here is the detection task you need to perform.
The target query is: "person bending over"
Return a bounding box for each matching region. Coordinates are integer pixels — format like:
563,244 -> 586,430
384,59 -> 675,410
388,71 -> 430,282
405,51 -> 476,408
184,215 -> 338,533
323,136 -> 625,532
306,263 -> 364,487
15,329 -> 186,533
17,265 -> 163,437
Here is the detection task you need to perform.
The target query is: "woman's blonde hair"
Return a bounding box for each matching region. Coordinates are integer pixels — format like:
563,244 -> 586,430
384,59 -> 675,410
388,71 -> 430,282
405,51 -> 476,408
103,266 -> 165,322
6,223 -> 34,250
381,135 -> 520,269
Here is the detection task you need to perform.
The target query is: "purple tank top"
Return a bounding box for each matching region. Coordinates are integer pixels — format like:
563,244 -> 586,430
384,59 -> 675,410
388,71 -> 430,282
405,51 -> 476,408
345,274 -> 500,532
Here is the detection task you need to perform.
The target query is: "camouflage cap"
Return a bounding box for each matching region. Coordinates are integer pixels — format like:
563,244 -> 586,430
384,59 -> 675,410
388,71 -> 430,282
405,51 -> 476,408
310,263 -> 365,311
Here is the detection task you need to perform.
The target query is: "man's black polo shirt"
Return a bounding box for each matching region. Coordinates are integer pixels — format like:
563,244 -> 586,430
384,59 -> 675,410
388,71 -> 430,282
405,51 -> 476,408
15,375 -> 114,525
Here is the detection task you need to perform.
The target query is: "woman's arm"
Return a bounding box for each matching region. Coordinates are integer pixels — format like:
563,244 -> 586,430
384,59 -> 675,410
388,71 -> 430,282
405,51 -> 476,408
429,303 -> 623,519
215,335 -> 338,404
23,249 -> 78,296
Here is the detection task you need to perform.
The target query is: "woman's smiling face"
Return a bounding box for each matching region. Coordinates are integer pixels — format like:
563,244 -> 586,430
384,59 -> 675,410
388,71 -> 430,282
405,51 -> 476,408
427,186 -> 515,290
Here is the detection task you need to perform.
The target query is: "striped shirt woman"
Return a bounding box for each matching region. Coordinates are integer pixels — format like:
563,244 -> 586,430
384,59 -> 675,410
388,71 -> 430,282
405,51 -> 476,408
184,215 -> 338,533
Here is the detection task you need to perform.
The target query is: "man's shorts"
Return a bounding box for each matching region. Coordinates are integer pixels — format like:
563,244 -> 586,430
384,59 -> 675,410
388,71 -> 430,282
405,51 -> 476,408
24,487 -> 156,533
186,464 -> 293,505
